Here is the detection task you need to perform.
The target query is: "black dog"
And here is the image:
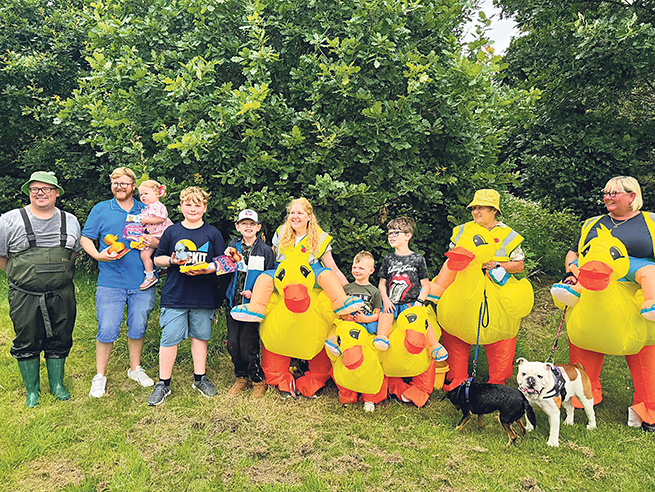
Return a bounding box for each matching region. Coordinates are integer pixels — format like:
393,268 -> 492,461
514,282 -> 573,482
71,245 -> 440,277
444,382 -> 537,446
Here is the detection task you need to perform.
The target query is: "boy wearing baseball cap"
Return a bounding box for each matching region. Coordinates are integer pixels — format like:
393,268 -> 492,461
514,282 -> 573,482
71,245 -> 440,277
224,209 -> 275,398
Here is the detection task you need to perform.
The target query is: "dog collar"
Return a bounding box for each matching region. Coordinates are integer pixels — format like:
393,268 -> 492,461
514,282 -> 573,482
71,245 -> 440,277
543,365 -> 567,400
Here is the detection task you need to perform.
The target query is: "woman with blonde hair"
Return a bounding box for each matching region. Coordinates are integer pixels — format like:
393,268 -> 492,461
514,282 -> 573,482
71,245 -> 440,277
231,197 -> 362,321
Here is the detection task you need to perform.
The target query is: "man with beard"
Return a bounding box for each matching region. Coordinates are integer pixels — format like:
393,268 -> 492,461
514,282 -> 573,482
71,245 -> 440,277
0,171 -> 81,407
81,167 -> 157,398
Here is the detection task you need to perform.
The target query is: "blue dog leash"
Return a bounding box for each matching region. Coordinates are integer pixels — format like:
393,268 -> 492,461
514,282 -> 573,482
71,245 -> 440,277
457,289 -> 490,403
545,307 -> 567,365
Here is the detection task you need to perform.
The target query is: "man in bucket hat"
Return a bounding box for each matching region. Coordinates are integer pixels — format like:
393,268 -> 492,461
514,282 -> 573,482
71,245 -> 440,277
0,171 -> 82,407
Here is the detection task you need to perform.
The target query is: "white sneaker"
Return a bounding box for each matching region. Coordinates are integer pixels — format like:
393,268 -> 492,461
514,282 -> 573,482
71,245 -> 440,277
127,366 -> 154,387
89,373 -> 107,398
364,401 -> 375,413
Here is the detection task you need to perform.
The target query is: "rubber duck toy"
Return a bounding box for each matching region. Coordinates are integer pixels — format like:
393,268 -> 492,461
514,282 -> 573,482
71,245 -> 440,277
551,225 -> 655,425
326,319 -> 387,408
103,234 -> 129,259
431,223 -> 534,391
378,306 -> 447,407
259,251 -> 336,398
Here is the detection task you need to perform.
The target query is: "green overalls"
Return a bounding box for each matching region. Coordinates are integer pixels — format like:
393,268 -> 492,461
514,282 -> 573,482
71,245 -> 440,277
7,208 -> 76,360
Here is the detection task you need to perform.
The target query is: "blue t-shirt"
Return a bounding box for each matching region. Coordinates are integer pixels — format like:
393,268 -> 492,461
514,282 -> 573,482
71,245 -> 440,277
155,222 -> 225,309
82,198 -> 147,290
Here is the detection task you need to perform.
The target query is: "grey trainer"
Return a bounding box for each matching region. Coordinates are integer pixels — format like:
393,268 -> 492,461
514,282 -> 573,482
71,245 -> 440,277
192,375 -> 217,397
148,381 -> 171,406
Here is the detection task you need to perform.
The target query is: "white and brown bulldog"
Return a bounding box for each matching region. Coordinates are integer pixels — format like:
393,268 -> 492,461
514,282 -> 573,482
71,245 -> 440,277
516,358 -> 596,447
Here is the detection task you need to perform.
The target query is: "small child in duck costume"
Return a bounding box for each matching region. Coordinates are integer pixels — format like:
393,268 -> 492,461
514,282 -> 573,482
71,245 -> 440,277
378,306 -> 447,407
430,190 -> 533,391
551,176 -> 655,431
326,319 -> 387,412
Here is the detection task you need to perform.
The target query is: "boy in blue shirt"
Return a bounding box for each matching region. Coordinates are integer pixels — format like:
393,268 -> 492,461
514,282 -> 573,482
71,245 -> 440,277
147,187 -> 225,405
225,209 -> 275,398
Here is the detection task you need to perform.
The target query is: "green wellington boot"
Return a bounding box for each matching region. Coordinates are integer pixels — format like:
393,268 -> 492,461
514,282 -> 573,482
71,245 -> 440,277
17,358 -> 41,408
45,358 -> 71,401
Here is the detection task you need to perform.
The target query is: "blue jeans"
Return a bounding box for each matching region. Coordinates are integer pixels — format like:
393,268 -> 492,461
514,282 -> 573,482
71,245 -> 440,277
95,286 -> 156,343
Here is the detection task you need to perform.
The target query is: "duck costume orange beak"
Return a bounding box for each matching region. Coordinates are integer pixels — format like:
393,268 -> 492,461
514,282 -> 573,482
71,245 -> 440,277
283,284 -> 311,313
445,247 -> 476,271
404,329 -> 426,354
578,261 -> 613,291
342,345 -> 364,370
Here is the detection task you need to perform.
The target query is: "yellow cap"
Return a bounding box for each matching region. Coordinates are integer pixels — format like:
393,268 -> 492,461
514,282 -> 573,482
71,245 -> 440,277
467,189 -> 501,213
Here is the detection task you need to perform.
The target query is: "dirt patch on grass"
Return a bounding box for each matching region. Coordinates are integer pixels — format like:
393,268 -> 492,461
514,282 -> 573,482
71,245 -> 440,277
18,457 -> 83,491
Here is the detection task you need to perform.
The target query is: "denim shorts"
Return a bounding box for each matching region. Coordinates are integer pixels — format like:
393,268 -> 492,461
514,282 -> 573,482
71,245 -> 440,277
159,308 -> 215,347
96,286 -> 156,343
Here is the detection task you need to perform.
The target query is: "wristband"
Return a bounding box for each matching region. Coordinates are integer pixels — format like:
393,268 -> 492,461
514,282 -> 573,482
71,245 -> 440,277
416,298 -> 424,305
169,257 -> 173,266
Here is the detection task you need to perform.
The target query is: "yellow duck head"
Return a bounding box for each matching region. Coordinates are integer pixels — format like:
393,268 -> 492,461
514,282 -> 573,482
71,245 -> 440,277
446,223 -> 495,272
379,306 -> 432,378
577,225 -> 629,291
272,250 -> 316,314
328,319 -> 384,394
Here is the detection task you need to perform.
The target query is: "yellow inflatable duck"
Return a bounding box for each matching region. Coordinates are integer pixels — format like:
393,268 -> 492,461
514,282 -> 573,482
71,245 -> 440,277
433,223 -> 534,391
551,225 -> 655,422
378,306 -> 444,407
326,320 -> 386,403
259,251 -> 336,397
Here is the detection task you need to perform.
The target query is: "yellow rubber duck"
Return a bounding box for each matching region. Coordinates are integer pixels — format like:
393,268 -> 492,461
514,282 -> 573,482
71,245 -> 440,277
326,319 -> 384,396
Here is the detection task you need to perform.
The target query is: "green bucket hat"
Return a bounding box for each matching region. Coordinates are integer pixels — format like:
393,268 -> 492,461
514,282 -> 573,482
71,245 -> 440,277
21,171 -> 64,196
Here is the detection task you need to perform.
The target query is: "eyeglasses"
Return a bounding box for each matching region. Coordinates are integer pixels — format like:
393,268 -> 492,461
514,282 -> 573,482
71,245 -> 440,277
112,182 -> 134,189
387,230 -> 406,237
602,191 -> 624,198
28,186 -> 58,195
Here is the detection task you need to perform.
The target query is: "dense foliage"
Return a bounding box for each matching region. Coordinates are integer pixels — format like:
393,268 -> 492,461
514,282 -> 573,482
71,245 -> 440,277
496,0 -> 655,216
1,0 -> 536,275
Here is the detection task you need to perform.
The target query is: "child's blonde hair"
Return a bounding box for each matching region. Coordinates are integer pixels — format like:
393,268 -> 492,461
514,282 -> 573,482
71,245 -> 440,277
353,251 -> 375,265
387,216 -> 415,235
278,197 -> 323,257
139,179 -> 167,199
180,186 -> 210,205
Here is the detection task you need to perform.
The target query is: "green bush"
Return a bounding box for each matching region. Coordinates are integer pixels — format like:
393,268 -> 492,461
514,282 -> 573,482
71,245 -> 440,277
500,193 -> 581,278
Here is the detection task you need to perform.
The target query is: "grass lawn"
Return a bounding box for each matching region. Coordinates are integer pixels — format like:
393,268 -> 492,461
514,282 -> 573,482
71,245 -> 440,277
0,271 -> 654,491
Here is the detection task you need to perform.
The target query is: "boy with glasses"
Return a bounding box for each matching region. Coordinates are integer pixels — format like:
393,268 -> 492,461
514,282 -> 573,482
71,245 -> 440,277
81,167 -> 157,398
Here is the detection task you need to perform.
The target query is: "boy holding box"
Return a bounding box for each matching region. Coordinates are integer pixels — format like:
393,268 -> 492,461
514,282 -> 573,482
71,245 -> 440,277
147,187 -> 225,405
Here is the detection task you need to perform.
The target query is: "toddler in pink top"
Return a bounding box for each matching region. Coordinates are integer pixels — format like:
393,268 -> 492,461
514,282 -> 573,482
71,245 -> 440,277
138,180 -> 173,290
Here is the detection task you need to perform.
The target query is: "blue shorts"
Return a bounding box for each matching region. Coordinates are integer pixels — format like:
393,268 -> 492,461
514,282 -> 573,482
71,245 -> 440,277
392,303 -> 412,318
159,308 -> 215,347
96,286 -> 156,343
361,321 -> 379,335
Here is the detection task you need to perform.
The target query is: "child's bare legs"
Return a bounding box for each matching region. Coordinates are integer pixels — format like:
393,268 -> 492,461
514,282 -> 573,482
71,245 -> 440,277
231,274 -> 275,322
158,345 -> 178,379
373,312 -> 394,351
139,247 -> 158,290
316,269 -> 363,314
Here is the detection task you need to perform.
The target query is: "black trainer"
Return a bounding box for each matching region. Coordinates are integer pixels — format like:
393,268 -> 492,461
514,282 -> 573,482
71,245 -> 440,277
148,381 -> 171,406
192,375 -> 217,397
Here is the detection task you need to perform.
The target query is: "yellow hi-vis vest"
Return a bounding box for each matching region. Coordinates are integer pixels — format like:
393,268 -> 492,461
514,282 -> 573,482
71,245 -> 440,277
275,224 -> 332,265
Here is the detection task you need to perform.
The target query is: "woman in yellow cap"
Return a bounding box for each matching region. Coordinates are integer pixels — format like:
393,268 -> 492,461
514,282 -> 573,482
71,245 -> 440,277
431,189 -> 528,391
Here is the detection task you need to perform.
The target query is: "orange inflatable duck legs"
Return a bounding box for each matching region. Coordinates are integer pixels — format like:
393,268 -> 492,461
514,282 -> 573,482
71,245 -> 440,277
388,361 -> 436,408
261,347 -> 331,397
336,379 -> 388,405
440,331 -> 517,392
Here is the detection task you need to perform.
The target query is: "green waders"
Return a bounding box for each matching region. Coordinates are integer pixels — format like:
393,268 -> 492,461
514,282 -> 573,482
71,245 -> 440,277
7,208 -> 76,407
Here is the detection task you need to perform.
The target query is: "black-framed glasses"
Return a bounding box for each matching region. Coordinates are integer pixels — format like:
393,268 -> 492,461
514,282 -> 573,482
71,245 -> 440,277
602,191 -> 624,198
28,186 -> 58,195
388,230 -> 406,237
112,182 -> 134,189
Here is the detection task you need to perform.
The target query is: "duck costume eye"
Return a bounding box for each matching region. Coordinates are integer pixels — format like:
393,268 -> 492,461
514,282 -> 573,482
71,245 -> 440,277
581,245 -> 591,257
609,246 -> 624,260
300,265 -> 311,278
404,313 -> 418,324
349,329 -> 360,340
276,268 -> 286,282
473,234 -> 488,246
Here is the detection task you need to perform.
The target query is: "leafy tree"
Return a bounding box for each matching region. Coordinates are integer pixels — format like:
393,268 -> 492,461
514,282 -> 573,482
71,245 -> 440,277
496,0 -> 655,215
